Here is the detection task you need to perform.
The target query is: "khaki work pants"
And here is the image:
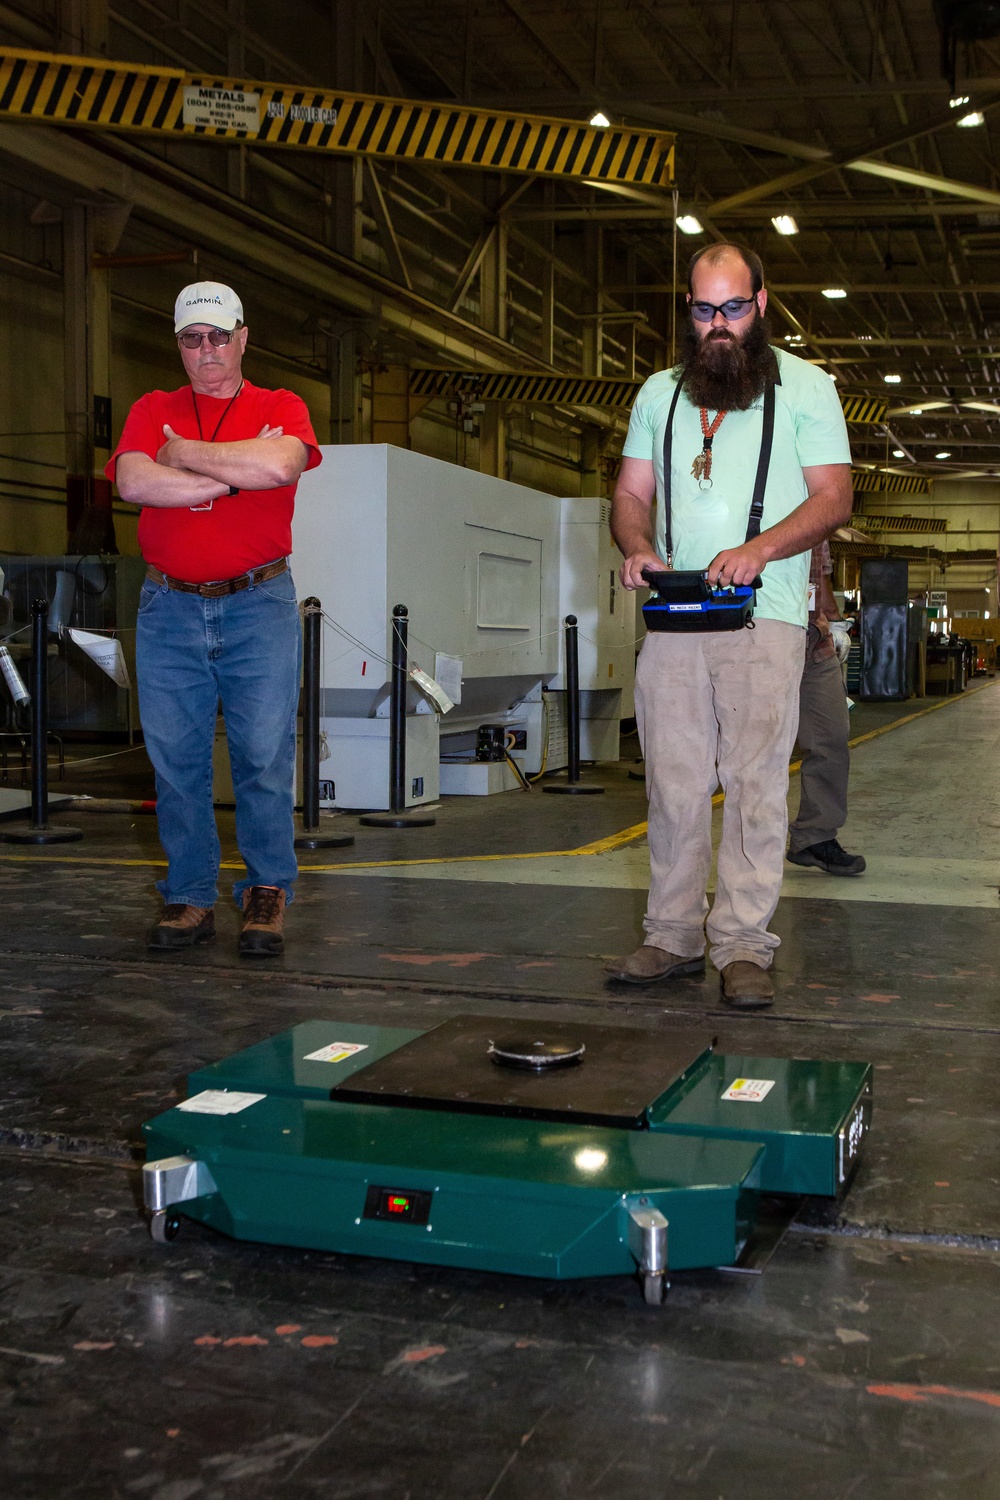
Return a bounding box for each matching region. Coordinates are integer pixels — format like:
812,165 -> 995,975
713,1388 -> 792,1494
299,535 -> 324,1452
788,627 -> 851,853
635,619 -> 806,971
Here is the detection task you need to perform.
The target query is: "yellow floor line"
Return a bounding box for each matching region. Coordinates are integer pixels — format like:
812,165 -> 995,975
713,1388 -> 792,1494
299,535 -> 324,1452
2,679 -> 995,875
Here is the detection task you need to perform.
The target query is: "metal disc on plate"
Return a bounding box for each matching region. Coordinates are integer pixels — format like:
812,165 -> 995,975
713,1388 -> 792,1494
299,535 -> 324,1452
488,1037 -> 586,1071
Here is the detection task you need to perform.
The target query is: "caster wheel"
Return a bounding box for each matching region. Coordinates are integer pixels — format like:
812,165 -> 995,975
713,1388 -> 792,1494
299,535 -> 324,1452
150,1210 -> 181,1244
642,1272 -> 667,1306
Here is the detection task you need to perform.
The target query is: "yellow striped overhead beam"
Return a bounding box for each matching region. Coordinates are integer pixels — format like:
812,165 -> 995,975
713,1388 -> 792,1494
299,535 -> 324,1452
0,47 -> 676,186
409,368 -> 643,409
851,468 -> 931,495
839,395 -> 888,425
412,369 -> 894,423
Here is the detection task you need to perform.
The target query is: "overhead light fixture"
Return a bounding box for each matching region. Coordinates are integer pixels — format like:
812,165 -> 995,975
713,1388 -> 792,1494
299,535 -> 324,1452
828,372 -> 838,380
949,95 -> 971,108
883,373 -> 902,383
771,215 -> 798,235
893,449 -> 905,457
589,111 -> 610,128
957,111 -> 985,127
910,408 -> 924,415
676,214 -> 703,235
935,451 -> 951,459
822,287 -> 847,299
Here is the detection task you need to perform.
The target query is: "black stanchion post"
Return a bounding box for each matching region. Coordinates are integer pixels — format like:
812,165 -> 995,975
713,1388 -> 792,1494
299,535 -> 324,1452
360,604 -> 436,829
543,614 -> 605,796
0,599 -> 82,843
295,597 -> 354,851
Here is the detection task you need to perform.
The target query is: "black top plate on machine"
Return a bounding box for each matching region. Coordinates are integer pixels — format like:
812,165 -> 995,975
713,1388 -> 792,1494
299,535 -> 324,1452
330,1015 -> 716,1128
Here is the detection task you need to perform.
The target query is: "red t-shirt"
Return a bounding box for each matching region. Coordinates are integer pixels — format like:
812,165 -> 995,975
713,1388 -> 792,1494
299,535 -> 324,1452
106,381 -> 321,583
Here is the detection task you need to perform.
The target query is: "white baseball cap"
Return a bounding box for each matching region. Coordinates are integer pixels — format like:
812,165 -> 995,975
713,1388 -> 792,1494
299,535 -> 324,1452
174,281 -> 244,333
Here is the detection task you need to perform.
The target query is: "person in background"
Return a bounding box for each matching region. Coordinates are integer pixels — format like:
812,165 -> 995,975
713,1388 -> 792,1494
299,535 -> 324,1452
787,540 -> 866,876
108,281 -> 321,957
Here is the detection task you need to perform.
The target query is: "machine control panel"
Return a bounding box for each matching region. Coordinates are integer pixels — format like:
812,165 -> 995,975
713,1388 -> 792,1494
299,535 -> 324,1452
363,1185 -> 433,1225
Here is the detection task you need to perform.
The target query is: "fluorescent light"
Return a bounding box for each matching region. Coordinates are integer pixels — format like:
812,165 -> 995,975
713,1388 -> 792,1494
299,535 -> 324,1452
828,372 -> 838,380
822,287 -> 847,299
949,95 -> 971,108
589,111 -> 610,128
910,408 -> 923,415
958,111 -> 985,127
771,215 -> 798,235
884,373 -> 902,383
574,1148 -> 608,1173
935,451 -> 951,459
676,214 -> 703,235
893,449 -> 905,457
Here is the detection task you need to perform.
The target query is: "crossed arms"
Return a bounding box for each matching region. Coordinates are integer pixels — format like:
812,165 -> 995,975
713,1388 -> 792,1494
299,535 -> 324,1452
611,456 -> 853,589
115,424 -> 309,509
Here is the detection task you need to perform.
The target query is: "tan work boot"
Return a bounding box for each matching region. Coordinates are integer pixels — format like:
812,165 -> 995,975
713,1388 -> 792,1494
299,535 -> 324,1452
719,961 -> 774,1010
146,904 -> 215,950
605,944 -> 706,986
239,886 -> 286,957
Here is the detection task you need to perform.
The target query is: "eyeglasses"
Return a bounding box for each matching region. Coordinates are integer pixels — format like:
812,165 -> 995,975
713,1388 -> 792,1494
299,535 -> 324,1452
177,328 -> 236,348
689,296 -> 757,323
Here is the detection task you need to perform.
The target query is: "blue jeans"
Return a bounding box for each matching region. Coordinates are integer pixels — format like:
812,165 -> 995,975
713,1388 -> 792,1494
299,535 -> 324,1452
136,566 -> 301,908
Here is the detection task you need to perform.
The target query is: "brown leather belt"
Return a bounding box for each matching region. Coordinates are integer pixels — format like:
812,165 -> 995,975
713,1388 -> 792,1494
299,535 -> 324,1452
145,557 -> 288,598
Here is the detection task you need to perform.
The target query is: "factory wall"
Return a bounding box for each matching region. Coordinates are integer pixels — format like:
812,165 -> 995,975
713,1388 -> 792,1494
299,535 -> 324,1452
865,482 -> 1000,615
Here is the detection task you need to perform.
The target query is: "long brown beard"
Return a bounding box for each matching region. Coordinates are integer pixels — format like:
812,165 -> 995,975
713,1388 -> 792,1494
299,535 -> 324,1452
678,311 -> 778,412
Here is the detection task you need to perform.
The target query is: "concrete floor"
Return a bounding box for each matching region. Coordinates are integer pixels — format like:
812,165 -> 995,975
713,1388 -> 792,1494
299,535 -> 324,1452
1,680 -> 999,1498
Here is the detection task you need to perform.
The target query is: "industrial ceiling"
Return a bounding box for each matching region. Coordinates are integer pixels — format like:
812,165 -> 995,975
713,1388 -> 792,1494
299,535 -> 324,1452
1,0 -> 999,481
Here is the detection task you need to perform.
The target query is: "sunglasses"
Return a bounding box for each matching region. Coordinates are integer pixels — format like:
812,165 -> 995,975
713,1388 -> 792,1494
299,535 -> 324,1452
689,296 -> 757,323
177,328 -> 237,348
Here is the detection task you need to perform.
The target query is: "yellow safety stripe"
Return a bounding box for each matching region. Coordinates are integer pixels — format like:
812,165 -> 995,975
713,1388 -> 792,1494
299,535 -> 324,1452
851,467 -> 931,495
410,368 -> 644,408
0,46 -> 675,186
855,513 -> 946,533
840,395 -> 888,425
412,368 -> 900,424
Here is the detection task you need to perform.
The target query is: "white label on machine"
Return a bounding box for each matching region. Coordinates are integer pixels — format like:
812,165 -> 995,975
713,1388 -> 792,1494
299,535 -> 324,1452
721,1078 -> 775,1103
177,1089 -> 266,1115
409,666 -> 454,715
669,603 -> 703,612
434,653 -> 463,705
303,1042 -> 369,1064
183,86 -> 261,133
67,629 -> 131,689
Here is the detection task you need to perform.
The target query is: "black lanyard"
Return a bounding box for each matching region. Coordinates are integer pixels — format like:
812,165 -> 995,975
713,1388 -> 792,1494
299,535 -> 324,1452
661,373 -> 778,563
191,381 -> 243,443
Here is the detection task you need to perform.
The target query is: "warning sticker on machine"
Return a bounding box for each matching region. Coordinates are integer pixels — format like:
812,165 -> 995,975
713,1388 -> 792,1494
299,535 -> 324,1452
177,1089 -> 266,1115
721,1078 -> 775,1103
183,86 -> 262,133
303,1042 -> 369,1064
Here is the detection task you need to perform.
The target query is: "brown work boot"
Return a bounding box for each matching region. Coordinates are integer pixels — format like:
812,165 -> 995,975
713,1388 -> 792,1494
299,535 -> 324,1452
239,885 -> 286,957
146,904 -> 215,950
719,961 -> 774,1010
605,944 -> 706,986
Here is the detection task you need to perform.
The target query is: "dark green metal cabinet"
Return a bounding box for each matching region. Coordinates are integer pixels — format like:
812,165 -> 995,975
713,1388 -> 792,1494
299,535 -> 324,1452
650,1055 -> 873,1196
144,1094 -> 763,1277
142,1022 -> 872,1286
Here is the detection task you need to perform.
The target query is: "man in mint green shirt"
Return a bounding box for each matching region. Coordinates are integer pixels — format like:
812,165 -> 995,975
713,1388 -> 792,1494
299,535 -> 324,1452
606,243 -> 852,1009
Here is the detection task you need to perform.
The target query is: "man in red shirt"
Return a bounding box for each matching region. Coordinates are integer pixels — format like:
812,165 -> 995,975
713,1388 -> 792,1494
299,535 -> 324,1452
108,281 -> 321,956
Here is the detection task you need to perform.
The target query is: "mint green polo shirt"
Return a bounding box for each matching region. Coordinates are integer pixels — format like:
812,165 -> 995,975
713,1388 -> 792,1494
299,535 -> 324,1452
620,347 -> 852,627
